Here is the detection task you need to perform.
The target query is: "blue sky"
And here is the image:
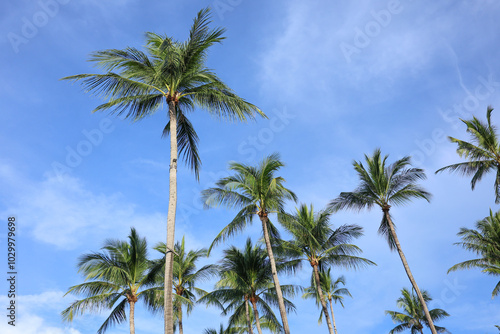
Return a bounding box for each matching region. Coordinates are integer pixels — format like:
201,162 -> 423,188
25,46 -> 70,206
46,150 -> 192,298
1,0 -> 500,333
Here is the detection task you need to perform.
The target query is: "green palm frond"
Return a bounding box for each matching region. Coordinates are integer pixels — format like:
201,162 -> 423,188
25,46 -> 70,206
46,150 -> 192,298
200,239 -> 293,332
62,7 -> 263,177
386,288 -> 449,333
329,149 -> 430,249
449,209 -> 500,297
437,106 -> 500,202
61,228 -> 160,334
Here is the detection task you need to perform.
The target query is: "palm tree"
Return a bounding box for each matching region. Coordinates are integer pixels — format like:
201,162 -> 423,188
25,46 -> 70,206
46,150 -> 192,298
328,149 -> 437,334
448,209 -> 500,297
199,238 -> 297,334
62,9 -> 263,334
202,153 -> 297,334
61,228 -> 162,334
436,106 -> 500,203
150,236 -> 217,334
385,288 -> 450,334
302,270 -> 351,334
278,204 -> 374,334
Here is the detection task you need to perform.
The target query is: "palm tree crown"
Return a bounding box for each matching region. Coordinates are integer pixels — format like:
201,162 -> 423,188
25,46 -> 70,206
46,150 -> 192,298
63,7 -> 262,177
385,288 -> 450,334
302,270 -> 351,331
150,236 -> 217,334
62,228 -> 161,334
199,239 -> 297,334
448,209 -> 500,297
202,153 -> 297,249
436,106 -> 500,203
328,149 -> 431,249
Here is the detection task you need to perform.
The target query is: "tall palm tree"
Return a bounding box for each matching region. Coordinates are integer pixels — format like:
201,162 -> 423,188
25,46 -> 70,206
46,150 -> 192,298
278,204 -> 374,334
448,209 -> 500,297
302,270 -> 351,334
199,238 -> 297,334
328,149 -> 437,334
149,236 -> 217,334
385,288 -> 449,334
202,153 -> 297,334
62,9 -> 263,334
436,106 -> 500,203
61,228 -> 162,334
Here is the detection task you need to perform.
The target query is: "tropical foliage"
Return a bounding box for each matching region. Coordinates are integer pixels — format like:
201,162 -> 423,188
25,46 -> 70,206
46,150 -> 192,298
448,209 -> 500,297
385,288 -> 450,334
199,238 -> 297,334
302,271 -> 351,334
150,236 -> 217,334
436,106 -> 500,203
61,228 -> 162,334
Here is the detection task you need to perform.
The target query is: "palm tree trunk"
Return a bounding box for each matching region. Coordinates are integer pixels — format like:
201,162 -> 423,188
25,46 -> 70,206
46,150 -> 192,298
383,210 -> 437,334
178,303 -> 183,334
251,298 -> 263,334
245,298 -> 255,334
260,216 -> 291,334
312,264 -> 335,334
328,299 -> 338,334
129,301 -> 135,334
165,100 -> 178,334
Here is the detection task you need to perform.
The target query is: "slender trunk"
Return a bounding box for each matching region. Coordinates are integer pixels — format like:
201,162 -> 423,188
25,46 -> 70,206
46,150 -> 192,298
383,209 -> 437,334
312,264 -> 335,334
251,298 -> 263,334
165,100 -> 178,334
178,303 -> 183,334
129,301 -> 135,334
244,298 -> 254,334
328,299 -> 338,334
260,216 -> 290,334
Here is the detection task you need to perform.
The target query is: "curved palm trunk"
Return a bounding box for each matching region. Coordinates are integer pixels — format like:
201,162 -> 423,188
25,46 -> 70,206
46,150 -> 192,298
250,298 -> 263,334
165,100 -> 178,334
244,298 -> 255,334
328,299 -> 338,334
260,216 -> 291,334
383,209 -> 437,334
312,264 -> 334,334
129,301 -> 135,334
